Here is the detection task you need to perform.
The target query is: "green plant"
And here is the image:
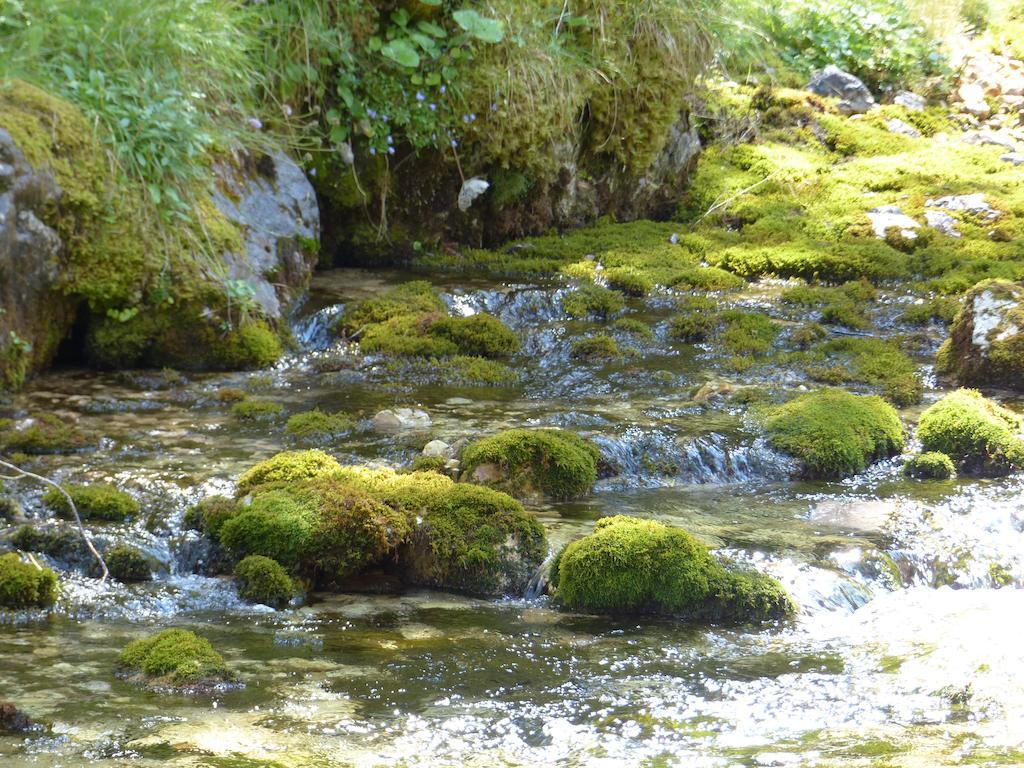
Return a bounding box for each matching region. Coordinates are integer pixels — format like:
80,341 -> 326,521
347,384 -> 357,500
42,483 -> 139,521
234,555 -> 293,608
916,389 -> 1024,476
105,545 -> 153,582
904,451 -> 956,479
0,552 -> 58,609
118,629 -> 232,688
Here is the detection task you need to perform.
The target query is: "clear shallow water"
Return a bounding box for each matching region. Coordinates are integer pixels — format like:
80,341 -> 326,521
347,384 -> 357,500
2,268 -> 1024,766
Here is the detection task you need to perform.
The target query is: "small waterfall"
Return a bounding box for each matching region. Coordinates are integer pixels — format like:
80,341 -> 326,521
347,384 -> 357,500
524,553 -> 554,600
291,303 -> 345,351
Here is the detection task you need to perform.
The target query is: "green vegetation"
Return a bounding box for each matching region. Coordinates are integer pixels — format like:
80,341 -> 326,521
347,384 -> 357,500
336,282 -> 445,336
938,280 -> 1024,389
802,337 -> 924,406
234,555 -> 293,609
235,450 -> 341,496
670,304 -> 780,368
553,516 -> 794,622
611,317 -> 654,340
604,267 -> 654,297
916,389 -> 1024,476
0,413 -> 89,454
183,496 -> 238,538
231,400 -> 284,422
460,429 -> 600,500
762,389 -> 905,478
105,545 -> 153,582
42,484 -> 139,522
571,335 -> 623,361
219,490 -> 317,569
118,629 -> 232,690
427,314 -> 521,358
904,451 -> 956,479
285,409 -> 353,442
0,552 -> 58,609
562,284 -> 626,320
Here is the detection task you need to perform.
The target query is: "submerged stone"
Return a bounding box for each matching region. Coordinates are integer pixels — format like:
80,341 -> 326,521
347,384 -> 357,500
372,408 -> 432,432
0,552 -> 58,609
460,428 -> 600,500
553,516 -> 794,622
916,389 -> 1024,477
938,279 -> 1024,391
118,629 -> 236,693
761,389 -> 905,479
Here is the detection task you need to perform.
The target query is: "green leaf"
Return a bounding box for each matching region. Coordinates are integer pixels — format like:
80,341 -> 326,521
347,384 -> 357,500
417,20 -> 446,37
381,38 -> 420,68
452,9 -> 504,43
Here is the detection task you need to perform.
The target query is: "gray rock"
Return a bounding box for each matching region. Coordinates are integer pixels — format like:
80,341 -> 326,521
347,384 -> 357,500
372,408 -> 432,432
926,193 -> 1000,220
867,205 -> 919,239
963,131 -> 1020,152
885,118 -> 920,138
941,280 -> 1024,390
893,91 -> 926,111
422,439 -> 451,458
211,151 -> 320,320
806,66 -> 876,114
924,210 -> 961,238
1001,152 -> 1024,165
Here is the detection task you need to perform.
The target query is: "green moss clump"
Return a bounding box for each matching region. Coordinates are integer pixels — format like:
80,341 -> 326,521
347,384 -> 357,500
230,400 -> 283,421
802,337 -> 923,406
118,629 -> 232,690
235,450 -> 341,496
669,297 -> 718,341
604,267 -> 653,297
427,314 -> 521,358
216,387 -> 248,403
562,284 -> 626,319
42,483 -> 139,522
105,545 -> 153,582
554,516 -> 794,622
762,389 -> 905,479
234,555 -> 293,608
360,313 -> 456,357
0,413 -> 89,455
336,281 -> 446,336
218,490 -> 316,568
411,455 -> 447,473
904,451 -> 956,480
916,389 -> 1024,476
571,334 -> 622,361
285,409 -> 353,442
10,523 -> 83,561
182,495 -> 238,537
460,428 -> 600,500
611,317 -> 654,340
0,553 -> 58,609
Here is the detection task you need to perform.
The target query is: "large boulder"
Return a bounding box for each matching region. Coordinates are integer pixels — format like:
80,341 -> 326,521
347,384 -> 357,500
806,66 -> 876,115
938,280 -> 1024,390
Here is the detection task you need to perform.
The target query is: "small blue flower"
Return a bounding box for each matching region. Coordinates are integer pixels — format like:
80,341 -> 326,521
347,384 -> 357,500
470,113 -> 476,122
388,147 -> 395,155
369,147 -> 377,155
367,108 -> 377,118
386,135 -> 393,145
429,103 -> 436,111
450,139 -> 458,148
440,85 -> 446,94
462,114 -> 470,123
416,91 -> 425,102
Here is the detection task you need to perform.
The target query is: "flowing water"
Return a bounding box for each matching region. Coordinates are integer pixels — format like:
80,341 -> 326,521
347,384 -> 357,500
2,268 -> 1024,766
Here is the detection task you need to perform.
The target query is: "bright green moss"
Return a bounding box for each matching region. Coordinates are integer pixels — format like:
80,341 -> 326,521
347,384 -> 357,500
554,516 -> 794,622
612,317 -> 654,340
0,553 -> 58,609
105,544 -> 153,582
217,321 -> 283,369
230,400 -> 284,421
817,113 -> 917,157
900,296 -> 959,326
604,267 -> 653,297
336,281 -> 446,336
411,455 -> 447,473
460,428 -> 600,500
0,413 -> 89,454
360,312 -> 453,357
427,314 -> 521,358
668,297 -> 718,341
916,389 -> 1024,476
719,310 -> 779,356
182,495 -> 238,538
42,483 -> 139,522
441,356 -> 518,385
234,555 -> 293,608
904,451 -> 956,480
562,284 -> 626,320
118,629 -> 231,689
285,409 -> 353,442
571,334 -> 622,361
762,389 -> 905,479
218,489 -> 317,568
235,450 -> 341,496
802,337 -> 923,406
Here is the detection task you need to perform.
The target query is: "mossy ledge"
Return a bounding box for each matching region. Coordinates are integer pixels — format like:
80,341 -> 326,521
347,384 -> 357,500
117,629 -> 237,694
552,516 -> 794,623
761,389 -> 905,479
916,389 -> 1024,477
460,429 -> 601,500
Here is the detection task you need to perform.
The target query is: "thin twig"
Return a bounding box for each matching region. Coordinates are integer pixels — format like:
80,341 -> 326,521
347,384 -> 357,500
0,458 -> 108,582
694,169 -> 782,225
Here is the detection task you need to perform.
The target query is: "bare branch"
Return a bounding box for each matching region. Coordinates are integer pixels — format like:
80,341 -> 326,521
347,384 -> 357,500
0,458 -> 108,582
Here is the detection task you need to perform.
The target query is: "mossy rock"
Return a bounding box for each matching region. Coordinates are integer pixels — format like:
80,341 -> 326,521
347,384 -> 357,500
916,389 -> 1024,476
762,389 -> 905,479
460,428 -> 600,500
42,483 -> 139,522
426,314 -> 520,358
231,400 -> 284,421
216,387 -> 248,404
562,284 -> 625,319
604,267 -> 653,297
118,629 -> 234,692
0,413 -> 89,454
937,280 -> 1024,391
803,337 -> 923,406
218,490 -> 316,569
904,451 -> 956,480
234,555 -> 293,609
611,317 -> 654,340
335,281 -> 446,336
105,544 -> 153,582
553,516 -> 794,622
0,553 -> 58,609
235,450 -> 341,496
9,523 -> 87,563
571,334 -> 622,361
360,312 -> 519,359
285,409 -> 353,442
183,495 -> 238,538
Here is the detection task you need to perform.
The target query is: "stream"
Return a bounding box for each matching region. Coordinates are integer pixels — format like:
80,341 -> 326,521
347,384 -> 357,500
2,268 -> 1024,767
